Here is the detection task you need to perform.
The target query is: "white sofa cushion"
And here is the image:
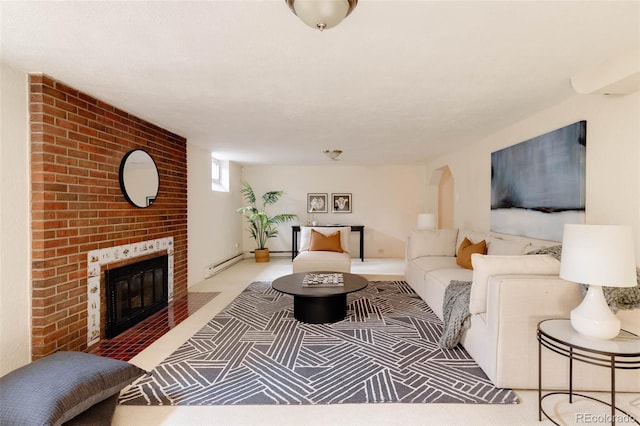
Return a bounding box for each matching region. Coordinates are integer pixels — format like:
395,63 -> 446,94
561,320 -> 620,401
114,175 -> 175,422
428,268 -> 474,287
422,267 -> 473,321
410,256 -> 458,273
486,237 -> 533,255
469,254 -> 560,314
292,250 -> 351,273
407,228 -> 458,260
299,227 -> 351,253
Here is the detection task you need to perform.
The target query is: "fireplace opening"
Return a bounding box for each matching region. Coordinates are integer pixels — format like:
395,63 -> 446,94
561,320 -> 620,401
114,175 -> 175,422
105,254 -> 168,338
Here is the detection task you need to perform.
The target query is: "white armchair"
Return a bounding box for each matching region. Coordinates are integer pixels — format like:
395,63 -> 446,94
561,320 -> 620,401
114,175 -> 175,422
292,227 -> 352,273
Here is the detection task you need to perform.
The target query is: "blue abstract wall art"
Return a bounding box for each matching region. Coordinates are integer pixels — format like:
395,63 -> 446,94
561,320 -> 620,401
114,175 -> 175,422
490,121 -> 586,241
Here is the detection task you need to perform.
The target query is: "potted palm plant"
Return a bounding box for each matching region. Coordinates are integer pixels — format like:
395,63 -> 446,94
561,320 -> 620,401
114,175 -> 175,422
237,181 -> 297,262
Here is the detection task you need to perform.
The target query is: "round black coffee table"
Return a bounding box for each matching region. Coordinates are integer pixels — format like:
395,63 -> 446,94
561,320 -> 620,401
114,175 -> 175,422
272,271 -> 368,324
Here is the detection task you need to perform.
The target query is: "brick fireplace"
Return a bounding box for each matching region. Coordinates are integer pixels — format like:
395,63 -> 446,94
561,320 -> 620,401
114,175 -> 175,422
30,74 -> 188,359
87,237 -> 174,346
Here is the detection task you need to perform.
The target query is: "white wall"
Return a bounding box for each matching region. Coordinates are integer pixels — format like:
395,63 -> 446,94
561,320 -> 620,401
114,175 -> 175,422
0,63 -> 31,374
240,165 -> 428,259
187,142 -> 243,287
424,92 -> 640,264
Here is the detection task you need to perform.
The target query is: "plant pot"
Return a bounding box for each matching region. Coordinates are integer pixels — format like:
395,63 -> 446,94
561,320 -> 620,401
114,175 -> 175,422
254,248 -> 270,263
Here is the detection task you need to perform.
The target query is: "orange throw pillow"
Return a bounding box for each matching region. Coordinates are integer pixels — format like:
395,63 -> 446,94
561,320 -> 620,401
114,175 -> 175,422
309,229 -> 343,253
456,237 -> 487,269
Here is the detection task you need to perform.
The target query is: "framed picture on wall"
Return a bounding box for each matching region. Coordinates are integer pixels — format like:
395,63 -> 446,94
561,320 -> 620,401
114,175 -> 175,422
332,193 -> 352,213
307,193 -> 328,213
491,120 -> 586,241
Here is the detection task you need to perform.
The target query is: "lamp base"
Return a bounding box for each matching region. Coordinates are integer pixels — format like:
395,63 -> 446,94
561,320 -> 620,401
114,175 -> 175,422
570,285 -> 620,340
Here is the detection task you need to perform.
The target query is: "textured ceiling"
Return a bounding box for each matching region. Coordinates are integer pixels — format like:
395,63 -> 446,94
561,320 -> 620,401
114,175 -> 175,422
2,1 -> 639,165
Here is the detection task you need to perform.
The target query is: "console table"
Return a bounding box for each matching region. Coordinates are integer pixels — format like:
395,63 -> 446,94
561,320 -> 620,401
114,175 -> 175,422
291,225 -> 365,262
537,318 -> 640,426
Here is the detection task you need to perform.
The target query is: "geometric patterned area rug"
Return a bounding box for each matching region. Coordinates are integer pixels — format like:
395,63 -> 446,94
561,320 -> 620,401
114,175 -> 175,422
119,281 -> 518,406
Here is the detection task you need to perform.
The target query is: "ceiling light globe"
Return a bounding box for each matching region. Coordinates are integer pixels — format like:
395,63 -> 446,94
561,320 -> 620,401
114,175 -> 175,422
323,149 -> 343,160
286,0 -> 357,31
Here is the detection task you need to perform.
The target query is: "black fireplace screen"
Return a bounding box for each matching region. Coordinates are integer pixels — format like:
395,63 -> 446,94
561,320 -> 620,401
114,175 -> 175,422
105,254 -> 168,338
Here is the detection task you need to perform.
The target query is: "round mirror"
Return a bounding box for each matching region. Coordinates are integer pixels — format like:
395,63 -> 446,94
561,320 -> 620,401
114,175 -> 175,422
119,149 -> 159,208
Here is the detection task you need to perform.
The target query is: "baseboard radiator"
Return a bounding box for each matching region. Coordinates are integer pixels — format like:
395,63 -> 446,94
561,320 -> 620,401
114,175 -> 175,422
204,253 -> 245,278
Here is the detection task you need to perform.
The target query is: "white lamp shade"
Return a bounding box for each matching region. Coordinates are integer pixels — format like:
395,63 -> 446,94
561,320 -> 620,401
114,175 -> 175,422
417,213 -> 436,230
560,224 -> 637,340
288,0 -> 355,31
559,224 -> 636,287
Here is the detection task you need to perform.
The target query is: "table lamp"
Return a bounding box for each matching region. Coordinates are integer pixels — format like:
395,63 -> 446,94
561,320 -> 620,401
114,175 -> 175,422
559,224 -> 637,340
417,213 -> 436,230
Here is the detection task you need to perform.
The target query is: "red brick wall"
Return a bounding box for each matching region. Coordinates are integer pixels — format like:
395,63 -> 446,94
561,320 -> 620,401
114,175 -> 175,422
29,74 -> 188,359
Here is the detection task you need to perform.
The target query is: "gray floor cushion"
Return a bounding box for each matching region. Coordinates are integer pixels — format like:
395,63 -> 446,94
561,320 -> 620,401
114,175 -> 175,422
0,351 -> 147,426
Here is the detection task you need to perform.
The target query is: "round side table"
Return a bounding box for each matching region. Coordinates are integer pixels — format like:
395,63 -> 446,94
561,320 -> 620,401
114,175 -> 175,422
537,318 -> 640,426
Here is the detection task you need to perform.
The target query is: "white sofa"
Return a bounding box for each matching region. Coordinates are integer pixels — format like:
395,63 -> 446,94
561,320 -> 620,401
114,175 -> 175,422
292,226 -> 352,273
405,228 -> 640,391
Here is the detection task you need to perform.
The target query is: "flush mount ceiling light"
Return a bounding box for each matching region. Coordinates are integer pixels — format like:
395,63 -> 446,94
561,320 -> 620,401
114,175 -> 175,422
285,0 -> 358,31
323,149 -> 343,160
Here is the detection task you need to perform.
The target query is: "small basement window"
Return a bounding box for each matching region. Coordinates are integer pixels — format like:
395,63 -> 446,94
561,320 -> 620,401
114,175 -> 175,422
211,155 -> 229,192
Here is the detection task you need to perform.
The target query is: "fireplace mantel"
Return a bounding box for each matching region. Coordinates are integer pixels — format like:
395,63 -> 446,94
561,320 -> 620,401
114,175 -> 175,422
87,237 -> 174,347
